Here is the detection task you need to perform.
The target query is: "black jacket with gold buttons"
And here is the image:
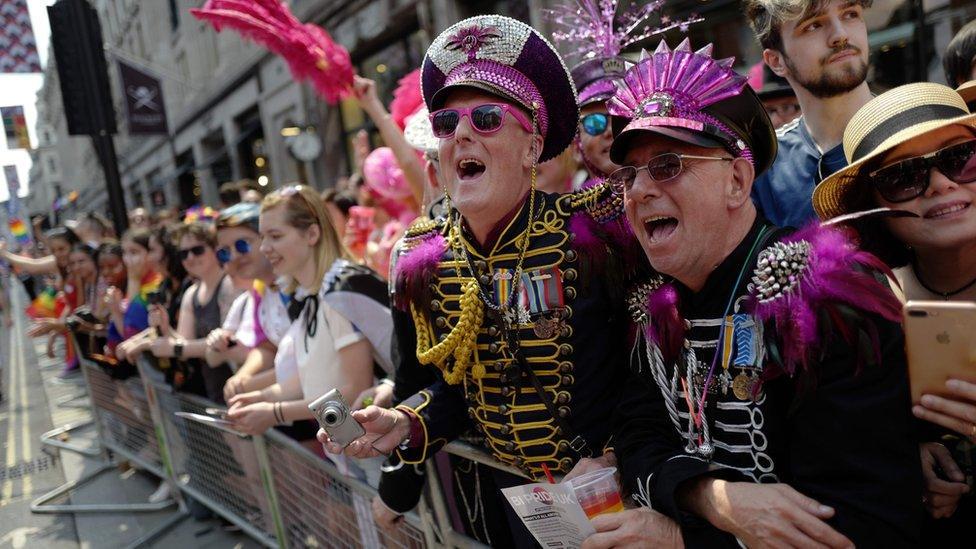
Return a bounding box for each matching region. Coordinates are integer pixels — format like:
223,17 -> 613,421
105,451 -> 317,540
378,184 -> 640,510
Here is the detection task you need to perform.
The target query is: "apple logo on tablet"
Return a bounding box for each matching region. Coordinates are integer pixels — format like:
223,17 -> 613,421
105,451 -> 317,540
937,331 -> 951,345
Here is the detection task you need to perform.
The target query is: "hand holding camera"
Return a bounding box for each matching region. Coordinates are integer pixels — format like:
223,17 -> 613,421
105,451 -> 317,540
315,398 -> 411,458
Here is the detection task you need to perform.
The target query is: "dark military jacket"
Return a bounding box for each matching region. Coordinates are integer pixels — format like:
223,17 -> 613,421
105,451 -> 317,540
614,217 -> 922,547
379,185 -> 636,511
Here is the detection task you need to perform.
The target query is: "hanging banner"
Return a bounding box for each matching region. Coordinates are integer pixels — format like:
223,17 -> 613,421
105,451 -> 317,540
118,60 -> 169,134
0,0 -> 42,73
1,105 -> 30,149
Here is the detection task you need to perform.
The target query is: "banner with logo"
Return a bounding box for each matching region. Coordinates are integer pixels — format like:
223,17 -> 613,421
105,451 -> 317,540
118,60 -> 169,134
1,105 -> 30,149
0,0 -> 42,73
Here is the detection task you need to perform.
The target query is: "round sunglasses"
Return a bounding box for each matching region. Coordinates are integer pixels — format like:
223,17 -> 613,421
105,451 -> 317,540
178,245 -> 208,261
609,152 -> 733,194
428,104 -> 534,138
868,139 -> 976,203
580,113 -> 609,136
216,238 -> 253,264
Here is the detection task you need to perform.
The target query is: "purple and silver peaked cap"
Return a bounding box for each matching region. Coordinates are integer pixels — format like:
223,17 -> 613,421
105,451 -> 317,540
607,38 -> 777,177
421,15 -> 578,162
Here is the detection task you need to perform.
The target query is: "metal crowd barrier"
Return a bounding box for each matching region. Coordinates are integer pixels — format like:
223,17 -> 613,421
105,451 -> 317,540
32,339 -> 182,549
33,343 -> 505,548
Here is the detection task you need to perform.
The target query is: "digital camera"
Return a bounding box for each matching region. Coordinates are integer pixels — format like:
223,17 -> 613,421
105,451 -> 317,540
308,389 -> 365,448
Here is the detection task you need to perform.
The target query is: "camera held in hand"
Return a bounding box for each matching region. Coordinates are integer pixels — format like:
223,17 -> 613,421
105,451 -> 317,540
308,389 -> 365,448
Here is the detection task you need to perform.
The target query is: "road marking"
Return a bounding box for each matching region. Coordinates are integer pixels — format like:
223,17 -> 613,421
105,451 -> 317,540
1,293 -> 18,503
17,292 -> 32,499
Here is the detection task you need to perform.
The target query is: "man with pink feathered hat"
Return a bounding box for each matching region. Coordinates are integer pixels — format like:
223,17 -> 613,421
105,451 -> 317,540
585,38 -> 922,548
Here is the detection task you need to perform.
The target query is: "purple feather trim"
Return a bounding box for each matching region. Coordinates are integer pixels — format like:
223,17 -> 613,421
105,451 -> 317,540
751,223 -> 901,376
393,233 -> 445,310
569,212 -> 605,258
644,283 -> 684,363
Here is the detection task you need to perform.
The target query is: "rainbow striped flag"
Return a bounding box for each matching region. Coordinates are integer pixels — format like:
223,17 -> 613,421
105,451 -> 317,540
9,217 -> 29,246
134,271 -> 164,307
26,286 -> 65,319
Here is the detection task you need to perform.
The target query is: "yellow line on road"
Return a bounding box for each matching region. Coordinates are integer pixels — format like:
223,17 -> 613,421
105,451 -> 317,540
16,288 -> 32,498
1,289 -> 19,503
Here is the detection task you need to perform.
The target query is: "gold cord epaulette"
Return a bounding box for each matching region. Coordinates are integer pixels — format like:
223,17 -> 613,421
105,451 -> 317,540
404,217 -> 441,239
562,181 -> 624,223
411,279 -> 485,384
567,181 -> 608,210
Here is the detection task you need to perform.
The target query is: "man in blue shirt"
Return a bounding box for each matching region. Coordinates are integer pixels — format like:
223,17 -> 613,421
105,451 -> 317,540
745,0 -> 875,227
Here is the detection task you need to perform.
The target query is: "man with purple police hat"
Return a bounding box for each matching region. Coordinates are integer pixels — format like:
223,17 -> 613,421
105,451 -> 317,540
588,39 -> 921,548
325,15 -> 641,545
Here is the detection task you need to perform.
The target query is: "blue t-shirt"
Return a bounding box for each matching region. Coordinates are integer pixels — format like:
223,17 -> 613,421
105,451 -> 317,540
752,117 -> 848,228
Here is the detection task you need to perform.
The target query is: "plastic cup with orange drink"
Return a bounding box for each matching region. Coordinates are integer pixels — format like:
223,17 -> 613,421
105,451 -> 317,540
566,467 -> 624,519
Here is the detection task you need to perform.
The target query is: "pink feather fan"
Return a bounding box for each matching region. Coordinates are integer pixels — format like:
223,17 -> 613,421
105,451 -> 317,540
190,0 -> 353,104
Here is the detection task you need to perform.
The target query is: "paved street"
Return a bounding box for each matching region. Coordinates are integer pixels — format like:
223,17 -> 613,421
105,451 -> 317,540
0,282 -> 260,549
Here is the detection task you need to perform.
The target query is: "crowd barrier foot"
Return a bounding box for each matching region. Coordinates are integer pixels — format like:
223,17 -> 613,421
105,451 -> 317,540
39,420 -> 100,457
30,462 -> 177,514
121,508 -> 190,549
55,390 -> 90,410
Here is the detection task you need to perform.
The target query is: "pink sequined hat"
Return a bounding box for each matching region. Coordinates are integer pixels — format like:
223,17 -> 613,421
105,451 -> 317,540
607,39 -> 777,176
421,15 -> 578,162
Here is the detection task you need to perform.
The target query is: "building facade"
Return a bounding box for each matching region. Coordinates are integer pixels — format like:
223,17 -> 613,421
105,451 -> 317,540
30,0 -> 976,219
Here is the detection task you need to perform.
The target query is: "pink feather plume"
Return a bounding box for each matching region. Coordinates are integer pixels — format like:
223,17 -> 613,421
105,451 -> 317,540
389,69 -> 423,131
191,0 -> 353,104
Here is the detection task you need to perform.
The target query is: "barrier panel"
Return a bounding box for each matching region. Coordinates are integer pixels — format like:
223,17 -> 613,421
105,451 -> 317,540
35,344 -> 511,549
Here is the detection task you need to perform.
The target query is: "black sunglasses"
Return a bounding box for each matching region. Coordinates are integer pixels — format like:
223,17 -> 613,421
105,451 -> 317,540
178,245 -> 208,261
581,113 -> 609,136
868,139 -> 976,203
609,152 -> 733,194
216,239 -> 252,264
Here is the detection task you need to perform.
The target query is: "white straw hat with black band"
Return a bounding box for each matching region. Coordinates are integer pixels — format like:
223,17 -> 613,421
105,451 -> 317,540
814,82 -> 976,220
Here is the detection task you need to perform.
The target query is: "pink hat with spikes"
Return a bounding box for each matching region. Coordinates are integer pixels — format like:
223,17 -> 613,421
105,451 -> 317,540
607,39 -> 777,176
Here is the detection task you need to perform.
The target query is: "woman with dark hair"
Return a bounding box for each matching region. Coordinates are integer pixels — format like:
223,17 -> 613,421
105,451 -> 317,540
109,228 -> 163,355
27,243 -> 100,375
149,225 -> 190,328
0,226 -> 80,277
142,222 -> 239,403
815,82 -> 976,542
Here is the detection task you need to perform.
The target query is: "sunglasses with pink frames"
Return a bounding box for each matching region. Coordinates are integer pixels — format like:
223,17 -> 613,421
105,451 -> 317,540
428,103 -> 534,138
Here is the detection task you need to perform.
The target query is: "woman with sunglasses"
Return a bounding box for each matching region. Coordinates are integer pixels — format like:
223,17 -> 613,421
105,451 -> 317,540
139,222 -> 240,403
207,204 -> 294,409
815,82 -> 976,541
227,186 -> 392,466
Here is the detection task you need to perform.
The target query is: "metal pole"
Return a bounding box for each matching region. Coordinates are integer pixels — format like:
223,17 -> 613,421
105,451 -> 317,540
69,0 -> 128,234
914,0 -> 927,83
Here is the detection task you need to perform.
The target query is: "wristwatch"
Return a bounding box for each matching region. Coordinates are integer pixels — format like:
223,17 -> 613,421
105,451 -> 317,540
174,341 -> 184,358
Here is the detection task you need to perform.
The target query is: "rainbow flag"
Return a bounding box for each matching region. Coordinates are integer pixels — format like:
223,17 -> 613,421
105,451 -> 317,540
9,217 -> 29,246
26,286 -> 65,319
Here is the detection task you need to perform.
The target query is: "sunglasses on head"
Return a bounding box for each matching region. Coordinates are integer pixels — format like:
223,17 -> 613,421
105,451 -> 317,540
580,113 -> 609,136
868,139 -> 976,203
609,152 -> 734,195
178,245 -> 208,261
216,239 -> 252,264
428,104 -> 534,138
